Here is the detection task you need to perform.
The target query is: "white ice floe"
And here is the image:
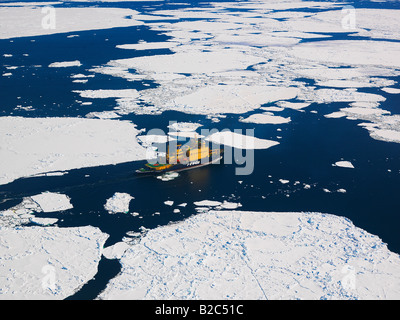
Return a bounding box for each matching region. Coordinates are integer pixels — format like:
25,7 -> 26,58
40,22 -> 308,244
168,131 -> 204,139
103,242 -> 131,260
381,87 -> 400,94
99,210 -> 400,300
298,88 -> 386,104
276,101 -> 311,110
164,200 -> 174,206
49,61 -> 81,68
194,200 -> 222,207
30,192 -> 73,213
137,134 -> 170,147
219,201 -> 242,210
0,117 -> 147,185
240,113 -> 291,125
156,172 -> 179,181
110,50 -> 263,75
324,112 -> 346,119
333,161 -> 355,169
206,131 -> 279,150
340,106 -> 390,117
0,7 -> 144,39
279,179 -> 290,184
0,226 -> 108,299
291,40 -> 400,69
104,192 -> 134,214
74,89 -> 139,99
369,129 -> 400,144
1,198 -> 41,228
166,85 -> 299,115
116,41 -> 179,50
167,122 -> 202,132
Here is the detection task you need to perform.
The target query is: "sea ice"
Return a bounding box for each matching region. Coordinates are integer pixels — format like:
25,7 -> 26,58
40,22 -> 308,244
205,131 -> 279,150
333,161 -> 355,169
49,61 -> 81,68
99,210 -> 400,299
30,192 -> 73,213
0,117 -> 147,185
382,88 -> 400,94
0,7 -> 144,39
156,172 -> 179,181
240,113 -> 291,125
0,226 -> 108,299
103,242 -> 130,260
194,200 -> 222,207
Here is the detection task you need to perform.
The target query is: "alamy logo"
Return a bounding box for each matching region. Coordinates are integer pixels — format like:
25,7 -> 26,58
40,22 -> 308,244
341,5 -> 356,30
341,265 -> 356,291
41,265 -> 56,293
41,6 -> 56,30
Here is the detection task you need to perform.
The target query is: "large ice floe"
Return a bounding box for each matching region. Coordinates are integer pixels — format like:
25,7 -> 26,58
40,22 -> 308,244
104,192 -> 134,214
0,117 -> 147,185
0,226 -> 108,299
0,5 -> 144,39
99,210 -> 400,300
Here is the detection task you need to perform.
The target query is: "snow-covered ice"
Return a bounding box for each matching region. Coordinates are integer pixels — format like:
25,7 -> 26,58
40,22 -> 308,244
0,6 -> 144,39
99,210 -> 400,299
156,172 -> 179,181
333,161 -> 355,169
206,131 -> 279,150
194,200 -> 222,207
0,226 -> 108,299
30,192 -> 73,213
0,117 -> 147,185
240,113 -> 291,125
49,61 -> 82,68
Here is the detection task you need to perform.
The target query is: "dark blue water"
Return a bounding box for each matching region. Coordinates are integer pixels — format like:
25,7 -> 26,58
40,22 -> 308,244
1,0 -> 399,300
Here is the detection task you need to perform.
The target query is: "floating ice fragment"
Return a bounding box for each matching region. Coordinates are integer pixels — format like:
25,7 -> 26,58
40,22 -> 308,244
194,200 -> 222,207
49,60 -> 81,68
333,161 -> 355,169
103,242 -> 131,260
156,172 -> 179,181
104,192 -> 134,214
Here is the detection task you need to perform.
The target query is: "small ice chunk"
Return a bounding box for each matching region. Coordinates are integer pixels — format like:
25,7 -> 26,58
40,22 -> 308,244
104,192 -> 134,214
219,201 -> 242,210
49,60 -> 82,68
333,161 -> 355,169
164,200 -> 174,206
279,179 -> 290,184
194,200 -> 222,207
